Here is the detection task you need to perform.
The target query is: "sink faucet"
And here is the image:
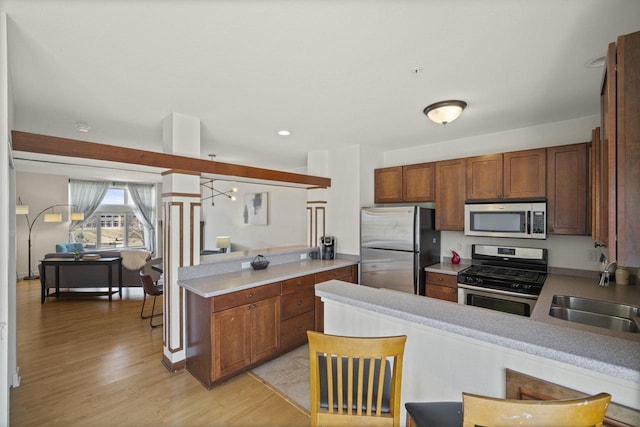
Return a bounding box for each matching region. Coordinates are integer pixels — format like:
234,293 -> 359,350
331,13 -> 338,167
599,260 -> 617,287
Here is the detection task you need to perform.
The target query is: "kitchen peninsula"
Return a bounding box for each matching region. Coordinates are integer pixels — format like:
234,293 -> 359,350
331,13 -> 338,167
178,246 -> 358,388
316,277 -> 640,423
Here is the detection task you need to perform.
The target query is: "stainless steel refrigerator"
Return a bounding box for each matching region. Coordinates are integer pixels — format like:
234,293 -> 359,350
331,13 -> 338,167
360,206 -> 441,295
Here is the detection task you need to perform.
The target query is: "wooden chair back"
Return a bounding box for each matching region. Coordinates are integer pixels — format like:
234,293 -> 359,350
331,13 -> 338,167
462,391 -> 611,427
307,331 -> 407,427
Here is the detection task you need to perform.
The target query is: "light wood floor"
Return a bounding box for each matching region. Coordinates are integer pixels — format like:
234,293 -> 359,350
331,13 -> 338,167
11,280 -> 309,426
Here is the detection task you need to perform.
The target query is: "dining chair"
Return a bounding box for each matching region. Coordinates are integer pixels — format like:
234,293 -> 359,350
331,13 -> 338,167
405,391 -> 611,427
307,331 -> 407,427
139,271 -> 163,328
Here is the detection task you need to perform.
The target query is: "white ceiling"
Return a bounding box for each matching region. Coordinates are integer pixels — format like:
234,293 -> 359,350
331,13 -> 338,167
5,0 -> 640,181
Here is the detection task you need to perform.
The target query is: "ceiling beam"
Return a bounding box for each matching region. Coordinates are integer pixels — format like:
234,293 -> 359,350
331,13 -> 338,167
11,131 -> 330,188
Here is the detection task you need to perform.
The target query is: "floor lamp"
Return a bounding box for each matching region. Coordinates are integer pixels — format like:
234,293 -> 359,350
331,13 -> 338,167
16,200 -> 84,280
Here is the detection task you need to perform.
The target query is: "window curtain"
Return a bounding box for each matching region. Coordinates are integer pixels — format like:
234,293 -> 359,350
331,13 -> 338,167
69,180 -> 110,239
127,183 -> 156,253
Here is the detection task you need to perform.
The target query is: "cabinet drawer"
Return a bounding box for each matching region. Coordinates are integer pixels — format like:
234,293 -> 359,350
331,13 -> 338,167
281,310 -> 315,350
281,288 -> 315,320
282,274 -> 315,294
315,266 -> 354,283
425,272 -> 457,289
426,284 -> 458,302
212,282 -> 281,313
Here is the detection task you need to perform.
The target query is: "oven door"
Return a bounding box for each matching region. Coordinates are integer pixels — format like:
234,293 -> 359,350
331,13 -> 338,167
457,284 -> 537,317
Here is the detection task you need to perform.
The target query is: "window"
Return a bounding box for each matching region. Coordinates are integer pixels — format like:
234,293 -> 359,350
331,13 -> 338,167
72,187 -> 146,249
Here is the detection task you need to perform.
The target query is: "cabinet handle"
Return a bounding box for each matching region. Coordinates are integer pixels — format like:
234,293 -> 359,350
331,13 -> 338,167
247,305 -> 251,310
252,304 -> 256,309
297,300 -> 303,305
248,293 -> 254,299
438,277 -> 443,282
297,281 -> 302,286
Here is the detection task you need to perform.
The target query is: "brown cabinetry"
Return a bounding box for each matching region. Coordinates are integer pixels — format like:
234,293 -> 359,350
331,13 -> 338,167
435,159 -> 466,231
599,30 -> 640,267
424,272 -> 457,302
374,163 -> 435,203
546,143 -> 589,235
466,149 -> 546,201
374,166 -> 403,203
185,264 -> 358,388
280,274 -> 315,351
466,154 -> 503,200
403,163 -> 435,202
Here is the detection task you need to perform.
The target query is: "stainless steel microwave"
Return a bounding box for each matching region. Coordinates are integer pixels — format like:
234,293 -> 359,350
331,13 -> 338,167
464,201 -> 546,239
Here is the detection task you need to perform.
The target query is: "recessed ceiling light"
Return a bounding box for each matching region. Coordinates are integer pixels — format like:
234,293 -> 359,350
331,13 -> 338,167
74,121 -> 91,132
277,130 -> 291,136
585,55 -> 605,68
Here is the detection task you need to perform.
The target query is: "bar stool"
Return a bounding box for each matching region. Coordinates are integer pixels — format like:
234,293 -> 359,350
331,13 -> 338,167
139,271 -> 163,328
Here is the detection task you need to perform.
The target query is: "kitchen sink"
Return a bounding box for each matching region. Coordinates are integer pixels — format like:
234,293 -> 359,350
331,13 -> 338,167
551,295 -> 640,319
548,307 -> 639,333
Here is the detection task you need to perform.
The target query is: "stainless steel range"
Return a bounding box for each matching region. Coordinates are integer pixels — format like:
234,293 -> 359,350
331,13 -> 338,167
457,244 -> 548,316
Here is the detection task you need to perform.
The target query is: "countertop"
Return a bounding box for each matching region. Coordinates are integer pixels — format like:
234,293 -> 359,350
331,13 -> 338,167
425,262 -> 469,275
178,258 -> 358,298
315,278 -> 640,383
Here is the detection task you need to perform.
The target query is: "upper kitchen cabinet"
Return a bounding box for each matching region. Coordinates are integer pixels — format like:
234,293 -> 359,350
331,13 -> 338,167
601,30 -> 640,268
435,158 -> 466,230
466,149 -> 546,201
546,143 -> 589,235
503,149 -> 546,199
466,154 -> 503,199
403,162 -> 435,202
374,163 -> 435,203
374,166 -> 403,203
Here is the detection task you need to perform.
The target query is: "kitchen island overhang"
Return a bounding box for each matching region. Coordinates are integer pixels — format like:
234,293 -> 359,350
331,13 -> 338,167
315,280 -> 640,415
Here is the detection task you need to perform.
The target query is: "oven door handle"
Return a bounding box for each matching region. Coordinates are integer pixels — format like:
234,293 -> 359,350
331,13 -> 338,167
457,283 -> 538,299
526,210 -> 531,235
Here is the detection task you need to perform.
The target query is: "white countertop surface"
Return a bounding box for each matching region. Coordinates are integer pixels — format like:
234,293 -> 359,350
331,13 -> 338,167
316,276 -> 640,383
178,258 -> 358,298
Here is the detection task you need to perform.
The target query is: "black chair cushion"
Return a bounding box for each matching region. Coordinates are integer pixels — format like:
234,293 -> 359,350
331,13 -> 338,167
405,401 -> 463,427
318,355 -> 391,413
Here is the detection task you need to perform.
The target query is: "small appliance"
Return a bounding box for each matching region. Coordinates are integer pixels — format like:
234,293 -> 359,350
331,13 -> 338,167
464,201 -> 547,239
320,236 -> 336,260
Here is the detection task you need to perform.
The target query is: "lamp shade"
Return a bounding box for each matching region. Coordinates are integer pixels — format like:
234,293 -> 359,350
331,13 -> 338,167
16,204 -> 29,215
216,236 -> 231,249
423,100 -> 467,125
44,213 -> 63,223
70,212 -> 85,221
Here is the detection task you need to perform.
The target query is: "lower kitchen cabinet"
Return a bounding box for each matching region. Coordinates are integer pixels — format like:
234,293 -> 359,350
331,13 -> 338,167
185,264 -> 358,388
425,272 -> 457,302
214,295 -> 280,379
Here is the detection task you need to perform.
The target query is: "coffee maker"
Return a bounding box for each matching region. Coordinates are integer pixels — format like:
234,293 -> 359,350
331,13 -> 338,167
320,236 -> 336,260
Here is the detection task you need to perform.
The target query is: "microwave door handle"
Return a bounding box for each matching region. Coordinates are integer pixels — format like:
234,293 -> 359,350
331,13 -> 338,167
526,211 -> 531,234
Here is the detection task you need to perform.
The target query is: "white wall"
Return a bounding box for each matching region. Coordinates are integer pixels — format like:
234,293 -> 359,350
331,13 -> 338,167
384,115 -> 600,166
15,172 -> 70,278
200,181 -> 308,251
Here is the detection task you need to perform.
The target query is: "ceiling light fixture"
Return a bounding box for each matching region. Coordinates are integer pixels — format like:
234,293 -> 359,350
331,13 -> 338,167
423,100 -> 467,125
277,130 -> 291,136
585,55 -> 605,68
74,121 -> 91,132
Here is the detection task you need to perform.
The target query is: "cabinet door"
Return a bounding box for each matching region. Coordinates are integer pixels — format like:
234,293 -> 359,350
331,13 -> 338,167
547,143 -> 588,235
466,154 -> 503,200
503,148 -> 546,199
435,159 -> 466,230
599,42 -> 616,257
425,284 -> 458,302
403,163 -> 435,202
374,166 -> 403,203
213,305 -> 251,379
250,296 -> 280,363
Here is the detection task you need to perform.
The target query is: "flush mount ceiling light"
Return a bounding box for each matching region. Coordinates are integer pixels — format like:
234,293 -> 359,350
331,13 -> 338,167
423,100 -> 467,125
585,55 -> 605,68
277,130 -> 291,136
74,121 -> 91,132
